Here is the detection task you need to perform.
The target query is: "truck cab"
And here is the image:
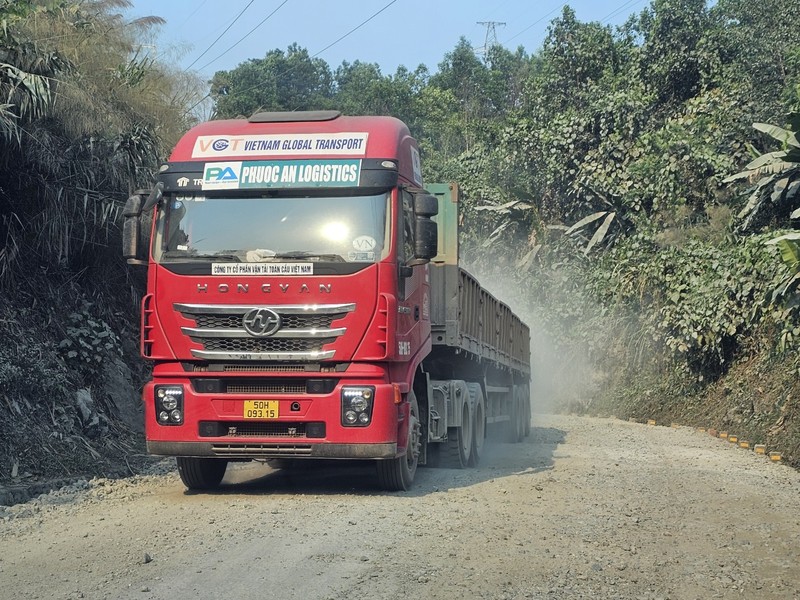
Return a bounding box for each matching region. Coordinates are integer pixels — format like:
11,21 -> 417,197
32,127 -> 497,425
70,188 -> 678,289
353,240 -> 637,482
124,111 -> 530,492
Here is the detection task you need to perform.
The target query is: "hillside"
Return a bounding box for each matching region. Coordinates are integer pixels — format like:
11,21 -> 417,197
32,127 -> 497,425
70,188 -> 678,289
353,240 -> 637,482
2,0 -> 800,486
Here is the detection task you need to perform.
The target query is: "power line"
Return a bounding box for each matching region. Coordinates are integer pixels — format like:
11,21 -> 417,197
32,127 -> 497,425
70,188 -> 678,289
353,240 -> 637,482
186,0 -> 398,115
185,0 -> 256,71
197,0 -> 290,72
308,0 -> 397,61
176,0 -> 208,32
600,0 -> 648,24
505,3 -> 565,44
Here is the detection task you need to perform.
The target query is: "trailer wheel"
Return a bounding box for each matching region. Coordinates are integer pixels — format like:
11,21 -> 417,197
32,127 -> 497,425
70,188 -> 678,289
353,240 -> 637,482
442,399 -> 472,468
467,383 -> 485,467
514,386 -> 526,442
176,457 -> 228,490
506,387 -> 524,443
522,384 -> 531,438
376,392 -> 420,491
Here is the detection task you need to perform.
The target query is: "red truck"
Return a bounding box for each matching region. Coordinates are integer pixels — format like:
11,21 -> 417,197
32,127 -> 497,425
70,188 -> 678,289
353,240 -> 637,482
123,111 -> 531,491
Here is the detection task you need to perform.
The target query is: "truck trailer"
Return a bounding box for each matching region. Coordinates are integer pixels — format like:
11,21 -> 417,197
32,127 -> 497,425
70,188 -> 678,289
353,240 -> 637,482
122,110 -> 531,491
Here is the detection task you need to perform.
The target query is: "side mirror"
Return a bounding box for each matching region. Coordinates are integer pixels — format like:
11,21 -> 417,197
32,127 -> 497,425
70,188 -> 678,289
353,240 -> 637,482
414,193 -> 438,217
122,191 -> 152,265
409,217 -> 438,266
122,193 -> 143,261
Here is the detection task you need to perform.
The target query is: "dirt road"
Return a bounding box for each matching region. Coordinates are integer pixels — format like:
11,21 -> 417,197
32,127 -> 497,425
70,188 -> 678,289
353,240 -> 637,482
2,414 -> 800,600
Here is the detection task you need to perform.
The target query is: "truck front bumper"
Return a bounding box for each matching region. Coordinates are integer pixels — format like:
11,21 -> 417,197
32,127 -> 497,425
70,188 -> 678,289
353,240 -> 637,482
147,440 -> 398,459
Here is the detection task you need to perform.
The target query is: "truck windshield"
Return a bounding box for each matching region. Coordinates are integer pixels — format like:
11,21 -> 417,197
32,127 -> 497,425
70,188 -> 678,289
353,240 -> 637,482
153,192 -> 390,264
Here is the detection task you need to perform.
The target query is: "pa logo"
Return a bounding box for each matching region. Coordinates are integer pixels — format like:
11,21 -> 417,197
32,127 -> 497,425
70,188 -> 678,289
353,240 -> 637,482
205,165 -> 238,182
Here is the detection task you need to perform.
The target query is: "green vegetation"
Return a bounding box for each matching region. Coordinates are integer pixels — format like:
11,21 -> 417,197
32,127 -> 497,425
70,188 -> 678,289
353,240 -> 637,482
3,0 -> 800,479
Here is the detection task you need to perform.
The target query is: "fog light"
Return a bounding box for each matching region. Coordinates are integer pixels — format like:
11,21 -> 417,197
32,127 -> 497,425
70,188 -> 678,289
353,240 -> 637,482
341,386 -> 375,427
154,385 -> 184,426
350,396 -> 368,413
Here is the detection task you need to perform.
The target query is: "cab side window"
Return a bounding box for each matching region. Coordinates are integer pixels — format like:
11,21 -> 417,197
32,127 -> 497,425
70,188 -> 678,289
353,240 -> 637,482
399,190 -> 416,300
402,190 -> 415,263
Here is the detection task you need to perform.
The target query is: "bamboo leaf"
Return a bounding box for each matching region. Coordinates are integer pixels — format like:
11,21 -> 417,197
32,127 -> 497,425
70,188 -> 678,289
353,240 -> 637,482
481,221 -> 511,248
584,212 -> 616,255
565,211 -> 608,235
516,244 -> 541,268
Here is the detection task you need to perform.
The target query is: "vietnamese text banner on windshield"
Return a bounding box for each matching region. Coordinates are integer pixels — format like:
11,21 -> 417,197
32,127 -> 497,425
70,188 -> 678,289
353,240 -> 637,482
201,160 -> 362,190
192,133 -> 369,158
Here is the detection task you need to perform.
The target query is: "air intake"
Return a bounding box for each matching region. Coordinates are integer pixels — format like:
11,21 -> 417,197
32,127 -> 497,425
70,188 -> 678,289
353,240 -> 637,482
248,110 -> 341,123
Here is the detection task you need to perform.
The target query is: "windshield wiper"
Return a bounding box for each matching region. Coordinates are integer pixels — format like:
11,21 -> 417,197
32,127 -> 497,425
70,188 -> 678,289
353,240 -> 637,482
274,251 -> 346,262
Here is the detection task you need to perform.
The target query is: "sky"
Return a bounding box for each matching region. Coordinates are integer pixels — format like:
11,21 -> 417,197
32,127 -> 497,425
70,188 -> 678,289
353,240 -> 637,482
127,0 -> 650,80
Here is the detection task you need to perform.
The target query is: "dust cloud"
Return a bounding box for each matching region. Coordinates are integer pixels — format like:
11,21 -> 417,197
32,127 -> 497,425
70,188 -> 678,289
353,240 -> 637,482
466,263 -> 601,415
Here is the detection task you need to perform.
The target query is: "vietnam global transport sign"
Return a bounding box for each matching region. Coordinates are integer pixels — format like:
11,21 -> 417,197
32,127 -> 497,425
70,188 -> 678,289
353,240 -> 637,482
201,159 -> 362,190
192,133 -> 369,158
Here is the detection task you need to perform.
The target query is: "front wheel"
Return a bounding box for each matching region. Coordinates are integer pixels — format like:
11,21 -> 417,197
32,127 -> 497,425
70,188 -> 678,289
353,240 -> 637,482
442,399 -> 473,469
376,392 -> 421,491
176,457 -> 228,490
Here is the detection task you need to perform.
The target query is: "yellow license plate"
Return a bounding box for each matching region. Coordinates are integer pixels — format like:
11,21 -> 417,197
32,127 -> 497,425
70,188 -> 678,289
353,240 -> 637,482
243,400 -> 279,419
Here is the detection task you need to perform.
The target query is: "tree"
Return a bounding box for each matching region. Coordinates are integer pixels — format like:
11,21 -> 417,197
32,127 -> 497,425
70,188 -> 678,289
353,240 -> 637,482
211,44 -> 333,118
0,0 -> 194,283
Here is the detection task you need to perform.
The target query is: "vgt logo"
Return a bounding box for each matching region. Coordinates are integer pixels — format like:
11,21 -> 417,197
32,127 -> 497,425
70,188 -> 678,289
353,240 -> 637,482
212,139 -> 229,151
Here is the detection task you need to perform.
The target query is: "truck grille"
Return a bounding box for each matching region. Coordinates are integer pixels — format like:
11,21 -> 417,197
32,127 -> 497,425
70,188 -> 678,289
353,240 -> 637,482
194,313 -> 336,330
200,337 -> 336,354
175,303 -> 355,361
213,421 -> 308,437
212,444 -> 313,457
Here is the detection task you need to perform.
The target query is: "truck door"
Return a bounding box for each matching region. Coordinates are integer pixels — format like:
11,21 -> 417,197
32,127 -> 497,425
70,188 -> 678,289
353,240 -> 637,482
397,189 -> 429,359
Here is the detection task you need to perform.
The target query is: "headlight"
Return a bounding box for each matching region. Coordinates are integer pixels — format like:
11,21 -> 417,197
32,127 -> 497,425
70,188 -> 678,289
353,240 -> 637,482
341,386 -> 375,427
154,385 -> 184,426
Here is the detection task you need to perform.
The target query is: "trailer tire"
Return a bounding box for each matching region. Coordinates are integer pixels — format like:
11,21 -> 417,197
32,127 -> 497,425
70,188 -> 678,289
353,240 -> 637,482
467,383 -> 485,467
506,387 -> 524,443
376,392 -> 420,491
442,399 -> 472,468
522,384 -> 531,438
176,457 -> 228,490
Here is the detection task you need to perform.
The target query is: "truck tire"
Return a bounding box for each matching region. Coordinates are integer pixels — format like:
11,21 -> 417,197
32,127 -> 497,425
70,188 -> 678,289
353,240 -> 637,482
467,383 -> 485,467
522,384 -> 531,438
376,392 -> 420,491
506,387 -> 524,443
442,399 -> 472,468
176,457 -> 228,490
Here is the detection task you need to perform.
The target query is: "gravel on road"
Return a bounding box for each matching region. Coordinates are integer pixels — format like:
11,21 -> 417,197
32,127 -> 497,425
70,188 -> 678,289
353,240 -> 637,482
1,414 -> 799,600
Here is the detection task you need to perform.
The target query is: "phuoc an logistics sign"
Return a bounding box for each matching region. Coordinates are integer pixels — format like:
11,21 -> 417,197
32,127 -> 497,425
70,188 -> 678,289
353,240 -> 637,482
201,159 -> 362,190
192,133 -> 369,158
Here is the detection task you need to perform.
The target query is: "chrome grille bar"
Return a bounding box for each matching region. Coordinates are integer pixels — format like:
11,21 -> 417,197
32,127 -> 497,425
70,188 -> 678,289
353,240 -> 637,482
174,302 -> 355,361
175,303 -> 356,315
180,327 -> 346,339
